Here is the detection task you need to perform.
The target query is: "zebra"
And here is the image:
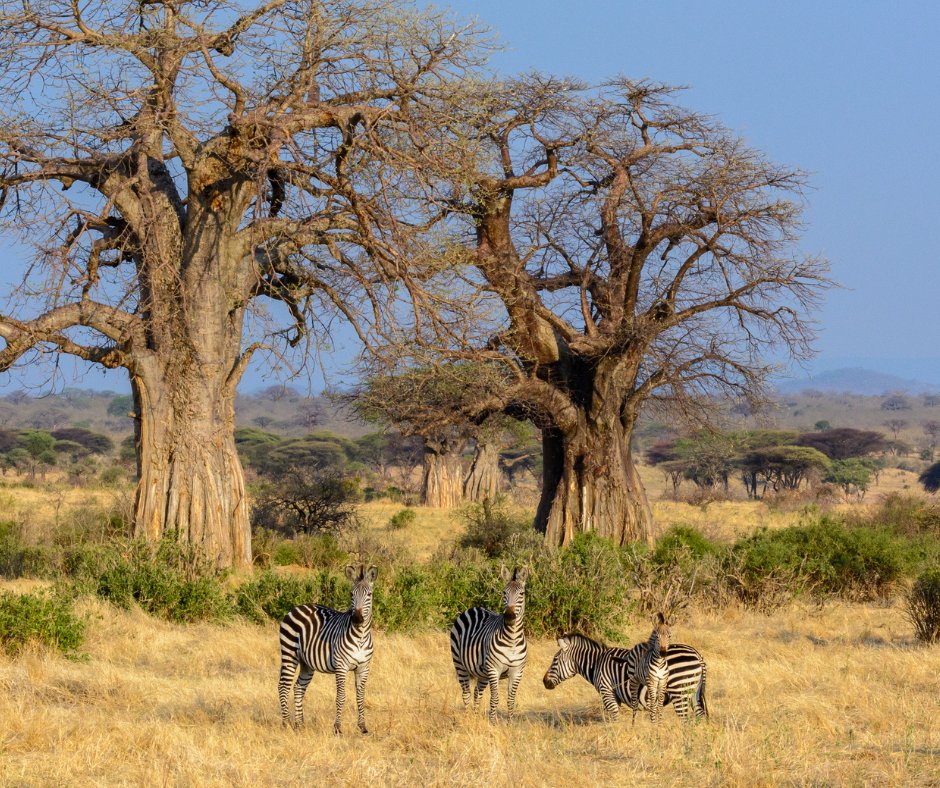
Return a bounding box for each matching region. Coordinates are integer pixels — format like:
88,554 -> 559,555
277,564 -> 377,734
635,611 -> 671,723
450,565 -> 528,723
542,630 -> 708,722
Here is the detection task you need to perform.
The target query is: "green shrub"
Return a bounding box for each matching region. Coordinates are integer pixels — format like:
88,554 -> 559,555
387,508 -> 417,531
457,497 -> 534,558
907,569 -> 940,643
653,525 -> 721,566
71,539 -> 232,624
0,520 -> 55,579
729,517 -> 909,600
233,569 -> 348,624
0,590 -> 85,656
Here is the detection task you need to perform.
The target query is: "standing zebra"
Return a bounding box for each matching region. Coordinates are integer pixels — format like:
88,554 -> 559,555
636,612 -> 671,723
542,631 -> 707,722
450,565 -> 528,723
278,564 -> 377,734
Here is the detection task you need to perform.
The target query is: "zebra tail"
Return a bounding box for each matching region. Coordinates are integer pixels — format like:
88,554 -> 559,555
698,667 -> 709,720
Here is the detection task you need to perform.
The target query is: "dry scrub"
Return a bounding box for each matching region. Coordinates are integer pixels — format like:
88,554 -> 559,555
1,591 -> 938,786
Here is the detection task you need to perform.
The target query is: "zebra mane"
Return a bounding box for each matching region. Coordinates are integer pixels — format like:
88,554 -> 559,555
562,632 -> 607,652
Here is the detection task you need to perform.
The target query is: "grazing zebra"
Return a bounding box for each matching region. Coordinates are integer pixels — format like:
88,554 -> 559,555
277,564 -> 377,734
542,631 -> 708,722
450,565 -> 528,723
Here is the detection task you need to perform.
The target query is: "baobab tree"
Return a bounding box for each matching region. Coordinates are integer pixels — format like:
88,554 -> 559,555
402,78 -> 830,545
0,0 -> 482,566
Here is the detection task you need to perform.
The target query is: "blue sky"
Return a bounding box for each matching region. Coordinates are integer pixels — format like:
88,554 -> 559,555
1,0 -> 938,392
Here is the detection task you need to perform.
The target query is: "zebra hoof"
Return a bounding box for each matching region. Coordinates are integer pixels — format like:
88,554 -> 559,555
333,724 -> 342,736
359,724 -> 369,735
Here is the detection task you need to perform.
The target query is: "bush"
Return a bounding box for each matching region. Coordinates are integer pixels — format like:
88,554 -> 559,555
907,569 -> 940,643
387,508 -> 417,530
653,525 -> 721,567
457,497 -> 533,558
729,517 -> 910,601
233,569 -> 349,624
69,539 -> 233,624
0,520 -> 54,578
0,590 -> 85,656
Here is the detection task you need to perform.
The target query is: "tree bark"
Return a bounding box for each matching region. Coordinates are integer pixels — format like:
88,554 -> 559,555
535,413 -> 654,547
422,441 -> 464,508
463,441 -> 501,502
130,359 -> 251,568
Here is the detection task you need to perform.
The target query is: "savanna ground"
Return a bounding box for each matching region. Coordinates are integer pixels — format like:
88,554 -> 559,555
1,478 -> 939,786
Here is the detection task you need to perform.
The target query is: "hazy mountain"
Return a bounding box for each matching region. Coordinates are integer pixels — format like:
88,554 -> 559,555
774,367 -> 940,395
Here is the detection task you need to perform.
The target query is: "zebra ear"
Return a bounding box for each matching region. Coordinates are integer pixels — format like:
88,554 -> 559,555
515,566 -> 528,584
557,636 -> 570,650
500,565 -> 511,582
344,565 -> 357,581
655,611 -> 666,626
366,565 -> 378,583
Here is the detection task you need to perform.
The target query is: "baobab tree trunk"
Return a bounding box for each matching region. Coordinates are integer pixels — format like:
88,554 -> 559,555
463,441 -> 501,502
130,359 -> 251,567
422,440 -> 464,508
535,418 -> 654,547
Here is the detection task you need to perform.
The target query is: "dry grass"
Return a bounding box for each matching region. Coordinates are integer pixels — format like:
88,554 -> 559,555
1,590 -> 938,786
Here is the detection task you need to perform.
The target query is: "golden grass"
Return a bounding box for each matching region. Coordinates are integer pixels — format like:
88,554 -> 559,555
1,589 -> 938,786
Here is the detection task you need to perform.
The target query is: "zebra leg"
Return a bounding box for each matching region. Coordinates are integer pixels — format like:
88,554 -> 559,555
473,678 -> 487,709
333,669 -> 348,735
292,667 -> 313,729
354,663 -> 370,734
456,668 -> 473,708
487,671 -> 501,724
278,658 -> 299,727
506,667 -> 523,720
599,684 -> 620,721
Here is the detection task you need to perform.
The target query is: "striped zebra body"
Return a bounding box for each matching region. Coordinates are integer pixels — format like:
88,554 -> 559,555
543,632 -> 708,722
635,613 -> 671,723
278,564 -> 377,734
450,566 -> 528,723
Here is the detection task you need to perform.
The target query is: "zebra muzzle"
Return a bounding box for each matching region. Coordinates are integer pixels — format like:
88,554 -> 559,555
352,609 -> 364,624
542,673 -> 556,689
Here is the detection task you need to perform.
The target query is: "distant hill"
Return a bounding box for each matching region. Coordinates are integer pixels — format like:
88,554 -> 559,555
774,367 -> 940,396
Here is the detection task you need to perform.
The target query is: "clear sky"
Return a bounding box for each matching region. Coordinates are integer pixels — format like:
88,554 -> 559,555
1,0 -> 938,392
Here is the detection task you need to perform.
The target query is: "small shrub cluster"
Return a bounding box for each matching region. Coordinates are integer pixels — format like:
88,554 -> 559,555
906,569 -> 940,643
66,540 -> 233,624
0,590 -> 85,656
457,497 -> 533,558
387,508 -> 417,531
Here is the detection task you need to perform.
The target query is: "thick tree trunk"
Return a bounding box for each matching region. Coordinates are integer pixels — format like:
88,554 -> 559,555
130,364 -> 251,568
463,441 -> 501,502
422,442 -> 464,508
535,418 -> 654,547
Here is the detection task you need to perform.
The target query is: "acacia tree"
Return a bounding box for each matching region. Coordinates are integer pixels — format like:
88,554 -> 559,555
0,0 -> 481,565
408,79 -> 829,545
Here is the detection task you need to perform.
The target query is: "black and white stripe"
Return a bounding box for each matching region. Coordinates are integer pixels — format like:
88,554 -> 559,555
278,564 -> 377,734
635,612 -> 671,723
542,630 -> 708,722
450,565 -> 528,723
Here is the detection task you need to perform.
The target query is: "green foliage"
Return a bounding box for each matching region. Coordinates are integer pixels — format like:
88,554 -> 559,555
653,525 -> 721,566
0,520 -> 54,578
387,508 -> 417,530
107,395 -> 134,418
233,570 -> 349,624
68,539 -> 233,624
729,517 -> 910,600
457,497 -> 533,558
0,590 -> 85,656
906,569 -> 940,643
825,458 -> 874,497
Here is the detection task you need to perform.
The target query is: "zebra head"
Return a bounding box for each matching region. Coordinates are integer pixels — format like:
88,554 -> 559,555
345,564 -> 378,624
499,565 -> 528,622
542,636 -> 578,689
651,611 -> 672,653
